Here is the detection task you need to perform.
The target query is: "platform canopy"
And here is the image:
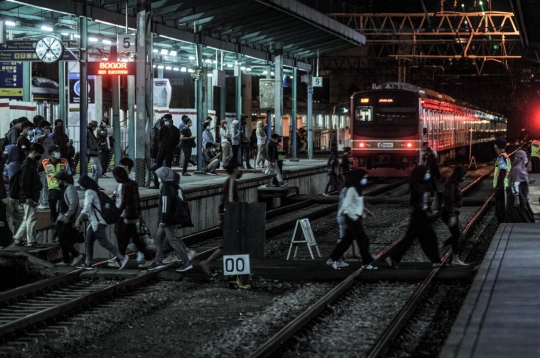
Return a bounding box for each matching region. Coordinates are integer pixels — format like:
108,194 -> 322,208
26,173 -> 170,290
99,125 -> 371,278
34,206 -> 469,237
0,0 -> 366,74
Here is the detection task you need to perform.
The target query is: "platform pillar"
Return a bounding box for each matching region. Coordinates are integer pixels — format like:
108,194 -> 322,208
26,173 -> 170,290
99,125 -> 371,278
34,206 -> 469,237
79,16 -> 88,176
128,75 -> 135,159
58,61 -> 66,121
195,43 -> 203,171
273,41 -> 283,136
307,71 -> 313,159
291,66 -> 298,161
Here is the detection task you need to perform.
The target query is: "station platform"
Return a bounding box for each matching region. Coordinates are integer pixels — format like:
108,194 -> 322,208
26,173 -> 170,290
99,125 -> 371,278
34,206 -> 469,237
441,223 -> 540,358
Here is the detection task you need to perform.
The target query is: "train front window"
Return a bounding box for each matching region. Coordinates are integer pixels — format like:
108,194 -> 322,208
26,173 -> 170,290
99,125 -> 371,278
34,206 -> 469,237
353,92 -> 418,137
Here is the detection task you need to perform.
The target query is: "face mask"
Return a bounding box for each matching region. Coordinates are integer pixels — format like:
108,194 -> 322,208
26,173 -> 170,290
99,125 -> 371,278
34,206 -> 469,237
360,178 -> 368,185
165,122 -> 171,127
53,152 -> 61,159
525,158 -> 529,164
2,153 -> 7,161
27,130 -> 34,136
424,173 -> 431,181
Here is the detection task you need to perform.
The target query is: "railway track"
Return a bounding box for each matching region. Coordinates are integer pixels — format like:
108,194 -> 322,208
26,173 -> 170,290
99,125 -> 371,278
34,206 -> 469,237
248,167 -> 495,358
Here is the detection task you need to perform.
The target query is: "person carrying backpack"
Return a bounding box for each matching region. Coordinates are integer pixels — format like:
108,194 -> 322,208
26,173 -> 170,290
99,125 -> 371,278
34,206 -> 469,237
147,167 -> 193,272
74,174 -> 128,270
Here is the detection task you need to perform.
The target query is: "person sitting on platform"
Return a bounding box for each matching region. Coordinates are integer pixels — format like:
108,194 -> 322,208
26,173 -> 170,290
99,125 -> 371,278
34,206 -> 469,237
203,142 -> 220,175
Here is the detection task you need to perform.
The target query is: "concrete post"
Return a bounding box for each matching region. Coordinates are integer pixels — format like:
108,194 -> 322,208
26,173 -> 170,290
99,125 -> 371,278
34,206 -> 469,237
79,16 -> 88,176
273,41 -> 283,135
22,62 -> 31,102
128,75 -> 135,159
291,66 -> 298,161
58,61 -> 66,121
307,72 -> 313,159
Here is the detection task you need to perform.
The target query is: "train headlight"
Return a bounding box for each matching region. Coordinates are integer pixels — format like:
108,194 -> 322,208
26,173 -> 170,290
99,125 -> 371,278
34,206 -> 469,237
359,143 -> 365,148
407,143 -> 412,148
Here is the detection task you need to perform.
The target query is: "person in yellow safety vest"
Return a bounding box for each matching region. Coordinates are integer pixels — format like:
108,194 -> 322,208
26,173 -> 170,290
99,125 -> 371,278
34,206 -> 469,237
40,145 -> 71,223
493,137 -> 511,223
530,139 -> 540,173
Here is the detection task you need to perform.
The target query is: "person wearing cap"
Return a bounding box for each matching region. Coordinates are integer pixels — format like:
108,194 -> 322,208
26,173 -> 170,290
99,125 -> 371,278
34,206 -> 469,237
493,137 -> 511,223
53,171 -> 83,266
40,144 -> 71,222
264,133 -> 286,187
35,121 -> 55,210
4,117 -> 28,147
87,120 -> 103,189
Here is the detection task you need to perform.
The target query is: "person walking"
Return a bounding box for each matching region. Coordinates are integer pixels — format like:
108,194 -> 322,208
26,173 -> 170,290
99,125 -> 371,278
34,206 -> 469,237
97,118 -> 112,178
86,120 -> 103,189
254,120 -> 266,169
506,149 -> 534,223
230,120 -> 241,164
111,166 -> 154,268
0,154 -> 13,248
440,165 -> 468,265
35,121 -> 55,209
75,175 -> 128,270
326,170 -> 378,270
12,144 -> 44,247
3,144 -> 23,234
385,165 -> 442,268
220,120 -> 233,168
54,171 -> 83,266
179,118 -> 196,176
264,134 -> 286,187
40,145 -> 71,222
146,167 -> 193,272
323,149 -> 340,196
493,137 -> 511,223
151,114 -> 180,171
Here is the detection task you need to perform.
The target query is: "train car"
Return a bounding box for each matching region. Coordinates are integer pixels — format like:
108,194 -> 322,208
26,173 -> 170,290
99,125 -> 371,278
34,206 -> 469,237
350,82 -> 506,176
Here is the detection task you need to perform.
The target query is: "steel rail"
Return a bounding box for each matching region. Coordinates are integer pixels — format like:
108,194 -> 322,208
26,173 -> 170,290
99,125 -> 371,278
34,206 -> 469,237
0,269 -> 160,341
249,169 -> 492,358
366,190 -> 495,358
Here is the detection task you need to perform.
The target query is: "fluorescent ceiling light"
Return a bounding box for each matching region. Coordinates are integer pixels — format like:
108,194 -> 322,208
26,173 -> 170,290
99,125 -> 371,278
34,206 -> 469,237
152,49 -> 158,53
61,32 -> 69,36
41,25 -> 53,32
160,49 -> 168,55
102,39 -> 112,45
227,64 -> 233,68
173,67 -> 179,71
180,67 -> 187,72
240,66 -> 246,70
74,34 -> 80,38
208,73 -> 212,77
188,68 -> 195,73
165,66 -> 172,70
5,21 -> 16,26
204,58 -> 212,63
157,65 -> 164,69
169,51 -> 177,56
262,71 -> 267,75
188,56 -> 195,60
153,65 -> 156,68
88,37 -> 98,42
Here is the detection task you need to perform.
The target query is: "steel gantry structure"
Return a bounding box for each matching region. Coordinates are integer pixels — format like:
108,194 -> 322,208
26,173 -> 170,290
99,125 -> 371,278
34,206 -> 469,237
325,10 -> 540,78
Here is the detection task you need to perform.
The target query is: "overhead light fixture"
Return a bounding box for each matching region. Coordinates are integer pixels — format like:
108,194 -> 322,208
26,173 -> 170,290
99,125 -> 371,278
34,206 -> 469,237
161,49 -> 169,55
204,58 -> 212,63
188,56 -> 195,60
102,39 -> 112,45
188,68 -> 195,73
153,65 -> 156,68
173,67 -> 179,71
157,65 -> 164,69
165,66 -> 172,70
262,70 -> 267,75
227,64 -> 233,68
240,66 -> 246,70
169,50 -> 177,56
74,34 -> 80,38
5,21 -> 16,26
41,25 -> 53,32
102,57 -> 108,61
208,73 -> 213,77
153,49 -> 158,53
213,60 -> 217,64
88,37 -> 98,42
245,67 -> 251,71
271,71 -> 274,75
61,32 -> 69,36
180,67 -> 187,72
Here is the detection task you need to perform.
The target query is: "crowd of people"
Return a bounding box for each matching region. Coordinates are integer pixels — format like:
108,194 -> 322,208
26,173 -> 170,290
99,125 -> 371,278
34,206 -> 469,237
326,137 -> 537,271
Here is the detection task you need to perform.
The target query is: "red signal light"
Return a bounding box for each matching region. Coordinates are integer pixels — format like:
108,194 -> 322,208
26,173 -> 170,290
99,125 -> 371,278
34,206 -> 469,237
359,143 -> 365,147
407,143 -> 412,147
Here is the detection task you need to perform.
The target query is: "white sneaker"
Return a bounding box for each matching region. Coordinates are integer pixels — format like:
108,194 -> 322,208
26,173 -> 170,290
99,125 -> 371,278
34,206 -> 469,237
136,252 -> 145,262
119,255 -> 129,270
322,193 -> 329,197
452,257 -> 468,266
162,254 -> 180,264
108,261 -> 120,268
326,259 -> 340,270
362,264 -> 378,270
37,203 -> 49,210
107,256 -> 117,263
336,259 -> 349,268
138,259 -> 154,268
71,254 -> 84,267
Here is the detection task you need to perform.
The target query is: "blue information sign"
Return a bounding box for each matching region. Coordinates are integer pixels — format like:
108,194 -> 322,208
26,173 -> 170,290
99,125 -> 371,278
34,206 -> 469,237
0,40 -> 79,62
0,62 -> 23,99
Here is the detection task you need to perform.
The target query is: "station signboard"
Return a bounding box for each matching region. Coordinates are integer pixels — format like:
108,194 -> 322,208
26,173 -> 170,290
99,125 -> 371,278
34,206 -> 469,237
0,62 -> 23,100
87,61 -> 136,76
69,73 -> 95,104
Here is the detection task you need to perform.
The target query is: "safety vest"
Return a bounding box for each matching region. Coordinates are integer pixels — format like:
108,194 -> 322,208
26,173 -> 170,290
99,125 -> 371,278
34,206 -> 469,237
531,140 -> 540,158
493,152 -> 511,188
42,158 -> 69,190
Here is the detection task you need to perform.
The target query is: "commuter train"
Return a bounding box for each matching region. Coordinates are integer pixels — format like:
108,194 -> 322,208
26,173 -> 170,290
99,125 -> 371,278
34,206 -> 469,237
349,82 -> 507,176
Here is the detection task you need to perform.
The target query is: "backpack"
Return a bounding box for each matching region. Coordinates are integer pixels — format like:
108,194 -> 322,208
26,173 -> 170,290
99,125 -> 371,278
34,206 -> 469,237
173,188 -> 194,228
8,170 -> 21,199
93,191 -> 122,224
